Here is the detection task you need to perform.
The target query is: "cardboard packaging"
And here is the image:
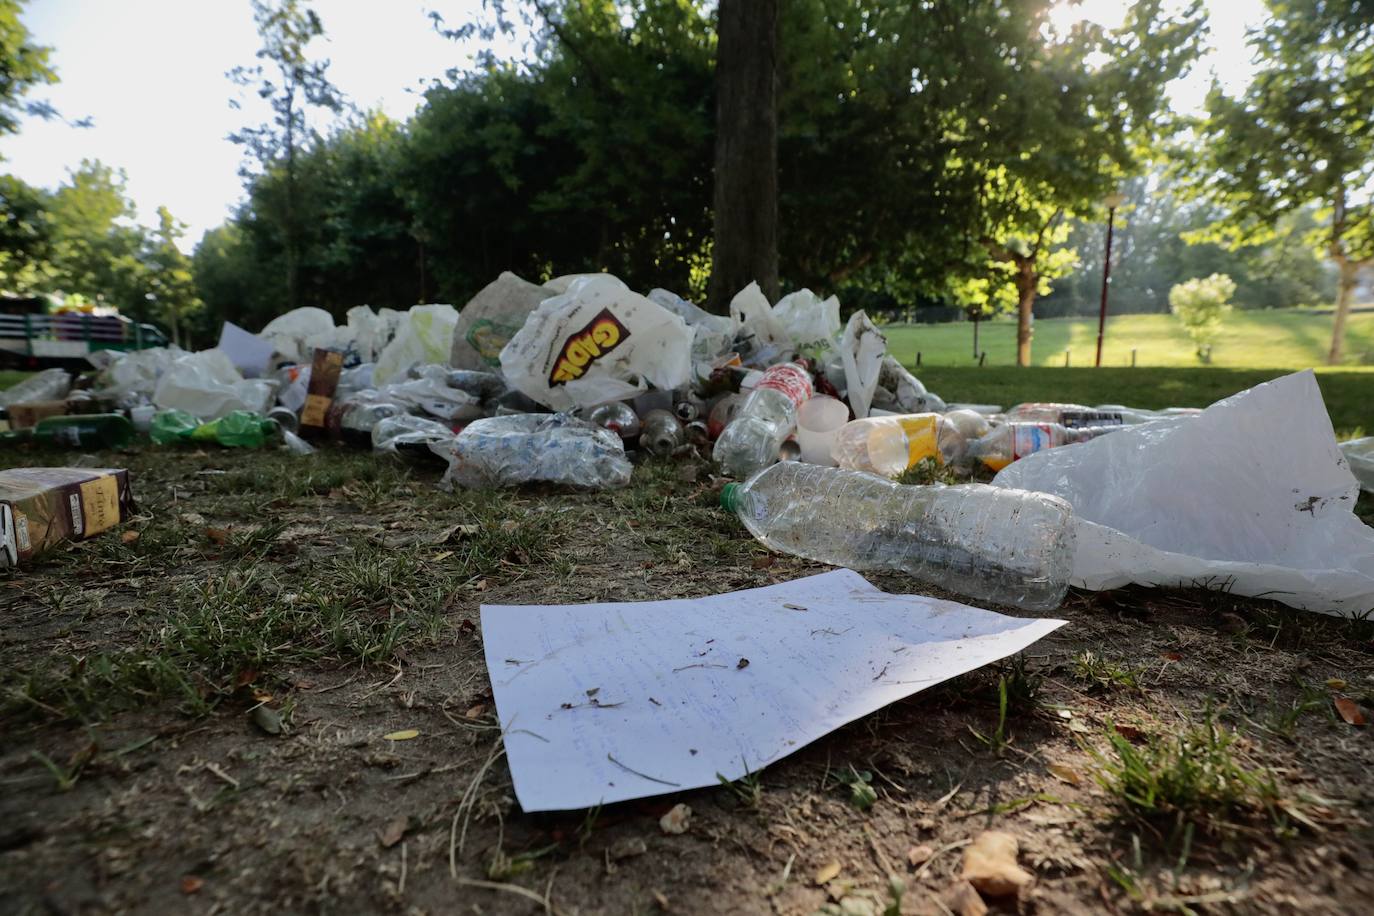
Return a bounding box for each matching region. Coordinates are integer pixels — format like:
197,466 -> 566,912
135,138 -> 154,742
300,348 -> 344,433
0,468 -> 136,569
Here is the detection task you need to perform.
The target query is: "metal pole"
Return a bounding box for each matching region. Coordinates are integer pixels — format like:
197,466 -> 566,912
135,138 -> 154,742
1095,205 -> 1117,368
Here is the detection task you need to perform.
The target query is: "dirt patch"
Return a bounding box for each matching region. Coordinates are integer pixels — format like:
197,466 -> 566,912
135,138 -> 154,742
2,445 -> 1373,914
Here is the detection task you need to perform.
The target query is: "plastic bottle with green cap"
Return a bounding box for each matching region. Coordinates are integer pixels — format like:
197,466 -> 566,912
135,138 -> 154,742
720,462 -> 1075,611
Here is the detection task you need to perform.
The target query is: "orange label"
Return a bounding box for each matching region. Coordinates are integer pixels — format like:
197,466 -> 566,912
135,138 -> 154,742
896,415 -> 941,468
301,393 -> 331,428
78,475 -> 120,537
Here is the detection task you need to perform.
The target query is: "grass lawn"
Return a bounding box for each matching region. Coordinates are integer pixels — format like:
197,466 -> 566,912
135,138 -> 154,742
885,306 -> 1374,369
2,438 -> 1374,913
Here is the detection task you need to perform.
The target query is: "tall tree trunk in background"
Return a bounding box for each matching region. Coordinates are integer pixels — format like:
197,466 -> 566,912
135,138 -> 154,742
706,0 -> 778,314
1329,255 -> 1357,365
1015,260 -> 1036,367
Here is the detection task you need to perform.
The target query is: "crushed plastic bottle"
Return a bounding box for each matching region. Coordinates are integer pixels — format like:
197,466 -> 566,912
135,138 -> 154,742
0,367 -> 71,408
967,422 -> 1120,471
434,413 -> 633,490
640,409 -> 684,456
588,401 -> 642,440
721,462 -> 1074,610
712,362 -> 813,477
832,413 -> 966,476
1006,403 -> 1124,428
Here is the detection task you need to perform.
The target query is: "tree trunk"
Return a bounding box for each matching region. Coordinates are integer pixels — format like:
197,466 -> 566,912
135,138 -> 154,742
1015,261 -> 1036,367
1328,256 -> 1357,365
706,0 -> 778,314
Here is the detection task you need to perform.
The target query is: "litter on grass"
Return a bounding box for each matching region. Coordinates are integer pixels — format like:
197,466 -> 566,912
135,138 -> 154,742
481,569 -> 1065,812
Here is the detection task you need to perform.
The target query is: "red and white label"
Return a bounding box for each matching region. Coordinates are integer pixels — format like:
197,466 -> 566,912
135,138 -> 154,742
755,364 -> 813,408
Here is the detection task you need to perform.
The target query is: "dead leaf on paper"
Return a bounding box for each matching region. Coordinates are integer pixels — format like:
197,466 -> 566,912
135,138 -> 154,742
814,861 -> 841,885
383,729 -> 420,741
1334,696 -> 1366,726
736,657 -> 750,670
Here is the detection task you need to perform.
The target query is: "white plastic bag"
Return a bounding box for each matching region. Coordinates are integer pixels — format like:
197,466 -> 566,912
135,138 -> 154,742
994,371 -> 1374,616
838,311 -> 886,419
375,365 -> 483,421
1341,438 -> 1374,493
648,288 -> 736,368
374,304 -> 460,385
450,273 -> 556,371
773,288 -> 841,351
258,307 -> 336,365
728,282 -> 786,349
499,274 -> 693,411
371,414 -> 459,453
152,349 -> 276,420
95,346 -> 184,403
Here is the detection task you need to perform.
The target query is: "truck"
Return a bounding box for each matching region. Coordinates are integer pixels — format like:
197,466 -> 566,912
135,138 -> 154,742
0,295 -> 169,369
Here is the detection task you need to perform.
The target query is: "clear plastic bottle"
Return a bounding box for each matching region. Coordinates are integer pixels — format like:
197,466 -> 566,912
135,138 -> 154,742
1006,402 -> 1124,428
712,363 -> 813,477
967,422 -> 1119,472
721,462 -> 1074,610
831,413 -> 966,476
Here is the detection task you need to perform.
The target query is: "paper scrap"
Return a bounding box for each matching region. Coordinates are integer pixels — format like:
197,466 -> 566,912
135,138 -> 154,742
216,321 -> 276,379
481,569 -> 1065,812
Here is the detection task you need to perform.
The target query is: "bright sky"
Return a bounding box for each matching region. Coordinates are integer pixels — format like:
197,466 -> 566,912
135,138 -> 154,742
2,0 -> 1269,252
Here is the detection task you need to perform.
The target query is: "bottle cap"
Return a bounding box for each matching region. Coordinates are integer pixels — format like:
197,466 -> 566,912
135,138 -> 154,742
720,482 -> 741,513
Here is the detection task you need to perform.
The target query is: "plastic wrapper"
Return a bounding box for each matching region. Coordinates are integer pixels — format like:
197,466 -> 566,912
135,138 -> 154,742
150,409 -> 275,448
374,304 -> 459,385
281,429 -> 315,455
993,370 -> 1374,616
838,311 -> 886,420
647,288 -> 736,368
451,272 -> 556,371
772,288 -> 841,353
873,356 -> 945,414
371,414 -> 459,453
149,409 -> 201,444
434,413 -> 633,490
727,282 -> 786,349
499,274 -> 692,411
0,368 -> 71,408
373,365 -> 483,422
1341,437 -> 1374,493
258,307 -> 335,365
152,350 -> 276,420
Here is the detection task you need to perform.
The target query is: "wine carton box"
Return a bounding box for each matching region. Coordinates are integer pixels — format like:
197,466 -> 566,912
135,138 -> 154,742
0,468 -> 136,569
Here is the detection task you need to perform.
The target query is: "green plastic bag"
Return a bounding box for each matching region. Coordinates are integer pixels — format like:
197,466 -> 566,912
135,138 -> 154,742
188,410 -> 277,448
149,409 -> 200,445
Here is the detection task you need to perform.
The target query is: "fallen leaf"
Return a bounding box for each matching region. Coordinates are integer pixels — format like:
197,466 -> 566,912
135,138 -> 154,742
907,843 -> 935,867
751,554 -> 775,570
962,830 -> 1033,897
659,803 -> 691,835
250,705 -> 282,736
1113,724 -> 1145,741
179,512 -> 206,527
251,691 -> 272,703
464,704 -> 488,720
1326,678 -> 1348,690
652,889 -> 670,910
941,879 -> 988,916
205,527 -> 230,546
383,729 -> 420,741
1046,763 -> 1082,786
1334,696 -> 1367,726
608,837 -> 647,861
457,619 -> 477,635
736,657 -> 750,670
121,530 -> 140,544
815,861 -> 841,885
432,550 -> 454,562
1161,651 -> 1182,661
234,668 -> 258,688
180,876 -> 204,895
474,578 -> 488,591
379,815 -> 409,848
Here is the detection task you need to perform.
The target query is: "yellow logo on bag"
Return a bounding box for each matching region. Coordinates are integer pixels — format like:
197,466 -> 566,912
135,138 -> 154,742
549,309 -> 632,386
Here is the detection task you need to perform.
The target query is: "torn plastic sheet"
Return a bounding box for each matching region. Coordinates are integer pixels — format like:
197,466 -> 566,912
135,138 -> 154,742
838,310 -> 886,420
993,371 -> 1374,616
482,569 -> 1064,812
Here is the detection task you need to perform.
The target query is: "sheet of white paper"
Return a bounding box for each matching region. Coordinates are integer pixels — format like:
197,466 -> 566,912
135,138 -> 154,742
216,321 -> 275,378
993,370 -> 1374,616
482,569 -> 1065,812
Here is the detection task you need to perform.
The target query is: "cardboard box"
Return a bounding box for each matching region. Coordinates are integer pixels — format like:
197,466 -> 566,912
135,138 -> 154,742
0,468 -> 136,569
300,348 -> 344,432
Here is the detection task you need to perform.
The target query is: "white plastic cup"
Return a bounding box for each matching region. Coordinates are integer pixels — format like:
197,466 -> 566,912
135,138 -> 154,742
796,395 -> 849,466
130,404 -> 155,434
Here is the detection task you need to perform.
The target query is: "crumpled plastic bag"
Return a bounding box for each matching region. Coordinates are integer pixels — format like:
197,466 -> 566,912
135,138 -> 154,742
772,288 -> 841,353
94,346 -> 185,404
375,365 -> 483,421
728,282 -> 786,350
432,413 -> 632,490
374,304 -> 460,385
1341,438 -> 1374,493
451,272 -> 556,371
648,288 -> 736,369
499,274 -> 692,411
993,370 -> 1374,616
872,356 -> 945,414
838,311 -> 886,419
0,367 -> 71,407
371,413 -> 459,453
259,307 -> 336,365
152,349 -> 276,420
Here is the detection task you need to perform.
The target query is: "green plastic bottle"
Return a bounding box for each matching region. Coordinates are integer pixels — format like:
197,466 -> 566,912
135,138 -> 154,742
0,413 -> 135,449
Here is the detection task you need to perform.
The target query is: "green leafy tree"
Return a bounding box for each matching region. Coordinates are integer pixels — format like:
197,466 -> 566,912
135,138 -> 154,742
229,0 -> 345,312
1185,0 -> 1373,364
142,207 -> 201,347
0,173 -> 57,291
0,0 -> 56,137
1169,273 -> 1235,362
45,160 -> 151,310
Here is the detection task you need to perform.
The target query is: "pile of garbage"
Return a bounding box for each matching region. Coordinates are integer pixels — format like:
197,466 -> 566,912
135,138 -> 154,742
2,270 -> 1372,615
